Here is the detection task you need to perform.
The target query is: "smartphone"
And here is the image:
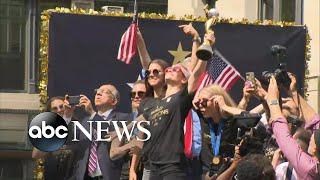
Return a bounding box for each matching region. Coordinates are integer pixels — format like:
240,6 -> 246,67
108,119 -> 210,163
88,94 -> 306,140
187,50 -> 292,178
67,95 -> 81,106
245,72 -> 256,89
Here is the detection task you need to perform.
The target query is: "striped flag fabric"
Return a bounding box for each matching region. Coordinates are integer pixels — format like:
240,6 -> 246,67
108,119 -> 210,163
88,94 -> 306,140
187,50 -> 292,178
197,50 -> 242,91
117,22 -> 138,64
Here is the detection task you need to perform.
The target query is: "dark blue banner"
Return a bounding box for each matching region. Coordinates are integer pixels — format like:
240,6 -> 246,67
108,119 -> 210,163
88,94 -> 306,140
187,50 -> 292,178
48,13 -> 306,112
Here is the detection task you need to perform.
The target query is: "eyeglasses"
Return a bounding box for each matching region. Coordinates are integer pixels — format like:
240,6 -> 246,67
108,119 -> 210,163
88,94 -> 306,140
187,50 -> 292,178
145,69 -> 163,77
130,91 -> 146,99
165,66 -> 182,73
94,88 -> 115,99
51,104 -> 64,112
194,98 -> 209,108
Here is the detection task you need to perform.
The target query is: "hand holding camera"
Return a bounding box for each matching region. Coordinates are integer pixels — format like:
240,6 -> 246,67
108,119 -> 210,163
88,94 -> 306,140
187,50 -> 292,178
79,95 -> 95,116
63,95 -> 77,119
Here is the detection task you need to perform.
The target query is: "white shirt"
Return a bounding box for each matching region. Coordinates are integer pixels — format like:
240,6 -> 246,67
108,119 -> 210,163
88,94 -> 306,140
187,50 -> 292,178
275,162 -> 298,180
89,109 -> 113,177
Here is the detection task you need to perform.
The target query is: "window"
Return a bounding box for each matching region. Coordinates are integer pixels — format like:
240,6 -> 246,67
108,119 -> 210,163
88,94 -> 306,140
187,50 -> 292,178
259,0 -> 303,24
0,0 -> 26,91
95,0 -> 168,14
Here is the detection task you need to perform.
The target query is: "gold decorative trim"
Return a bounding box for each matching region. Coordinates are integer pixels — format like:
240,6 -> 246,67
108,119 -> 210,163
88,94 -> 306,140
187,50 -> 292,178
39,7 -> 311,109
304,28 -> 311,99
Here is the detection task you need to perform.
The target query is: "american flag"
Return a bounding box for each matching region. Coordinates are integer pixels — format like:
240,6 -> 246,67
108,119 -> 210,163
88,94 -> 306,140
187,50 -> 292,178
117,0 -> 138,64
197,50 -> 242,91
117,23 -> 137,64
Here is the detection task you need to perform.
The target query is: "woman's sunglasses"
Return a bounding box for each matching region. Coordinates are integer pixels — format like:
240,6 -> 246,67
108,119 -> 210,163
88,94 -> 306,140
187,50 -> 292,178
194,98 -> 209,108
165,66 -> 182,73
145,69 -> 163,77
130,91 -> 146,99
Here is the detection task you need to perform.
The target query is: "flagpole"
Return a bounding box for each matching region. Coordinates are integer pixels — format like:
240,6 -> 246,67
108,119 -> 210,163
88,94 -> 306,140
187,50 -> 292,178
133,0 -> 138,24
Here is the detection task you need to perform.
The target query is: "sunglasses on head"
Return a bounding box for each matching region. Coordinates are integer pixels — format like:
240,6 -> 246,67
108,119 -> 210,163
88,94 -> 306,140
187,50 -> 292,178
165,66 -> 182,73
145,69 -> 163,77
130,91 -> 146,99
51,104 -> 64,111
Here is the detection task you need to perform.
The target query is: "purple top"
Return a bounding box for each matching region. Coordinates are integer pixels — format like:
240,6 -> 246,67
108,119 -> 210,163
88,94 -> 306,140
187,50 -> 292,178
304,114 -> 320,134
272,117 -> 319,180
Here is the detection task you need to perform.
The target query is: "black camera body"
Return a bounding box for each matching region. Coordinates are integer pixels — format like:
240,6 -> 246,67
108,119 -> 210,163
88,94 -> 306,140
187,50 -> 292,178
234,112 -> 264,157
67,95 -> 81,106
261,45 -> 291,88
208,112 -> 263,177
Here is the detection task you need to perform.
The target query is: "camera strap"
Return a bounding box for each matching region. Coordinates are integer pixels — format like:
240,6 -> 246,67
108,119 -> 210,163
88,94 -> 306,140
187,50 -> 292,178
208,119 -> 224,156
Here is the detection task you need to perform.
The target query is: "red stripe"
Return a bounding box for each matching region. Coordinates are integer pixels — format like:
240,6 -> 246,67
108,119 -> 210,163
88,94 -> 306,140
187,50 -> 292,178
216,66 -> 232,85
117,23 -> 137,64
225,75 -> 240,91
123,25 -> 133,62
118,30 -> 127,61
220,70 -> 235,88
126,24 -> 137,64
122,29 -> 130,61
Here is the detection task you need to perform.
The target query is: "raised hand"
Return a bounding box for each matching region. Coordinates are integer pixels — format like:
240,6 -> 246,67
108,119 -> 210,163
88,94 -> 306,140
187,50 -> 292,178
179,23 -> 199,38
79,95 -> 95,115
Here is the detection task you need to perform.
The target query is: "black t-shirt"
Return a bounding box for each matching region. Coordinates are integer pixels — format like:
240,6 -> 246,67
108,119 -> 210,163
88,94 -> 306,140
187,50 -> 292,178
138,97 -> 160,169
142,87 -> 194,165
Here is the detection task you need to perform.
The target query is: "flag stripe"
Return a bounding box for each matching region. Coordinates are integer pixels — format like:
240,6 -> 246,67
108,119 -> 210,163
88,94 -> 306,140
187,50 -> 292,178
219,68 -> 235,87
215,66 -> 231,85
196,51 -> 241,92
222,72 -> 237,89
117,23 -> 137,64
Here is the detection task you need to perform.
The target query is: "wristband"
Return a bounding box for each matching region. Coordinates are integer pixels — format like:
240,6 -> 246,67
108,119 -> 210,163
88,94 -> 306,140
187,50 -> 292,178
193,36 -> 201,43
268,99 -> 279,106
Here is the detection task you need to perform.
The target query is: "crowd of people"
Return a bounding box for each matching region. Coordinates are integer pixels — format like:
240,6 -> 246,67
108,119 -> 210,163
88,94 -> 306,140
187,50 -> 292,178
32,23 -> 320,180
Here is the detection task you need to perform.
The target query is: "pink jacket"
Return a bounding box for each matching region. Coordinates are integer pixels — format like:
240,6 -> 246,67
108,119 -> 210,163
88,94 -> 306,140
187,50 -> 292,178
272,116 -> 319,180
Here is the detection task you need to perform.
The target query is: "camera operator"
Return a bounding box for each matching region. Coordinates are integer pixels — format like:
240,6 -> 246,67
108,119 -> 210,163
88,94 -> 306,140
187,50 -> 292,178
272,128 -> 311,180
286,73 -> 319,133
193,84 -> 244,179
266,76 -> 320,179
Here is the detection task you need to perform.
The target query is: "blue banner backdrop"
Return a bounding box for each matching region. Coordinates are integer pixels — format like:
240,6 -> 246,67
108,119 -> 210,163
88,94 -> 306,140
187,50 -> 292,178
48,13 -> 306,112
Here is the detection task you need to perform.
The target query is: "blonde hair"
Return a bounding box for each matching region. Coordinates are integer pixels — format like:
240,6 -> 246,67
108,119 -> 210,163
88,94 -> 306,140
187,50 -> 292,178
199,84 -> 237,108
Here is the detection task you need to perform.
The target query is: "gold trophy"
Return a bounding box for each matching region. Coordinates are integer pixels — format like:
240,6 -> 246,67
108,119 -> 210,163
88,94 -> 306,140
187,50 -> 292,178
196,5 -> 219,61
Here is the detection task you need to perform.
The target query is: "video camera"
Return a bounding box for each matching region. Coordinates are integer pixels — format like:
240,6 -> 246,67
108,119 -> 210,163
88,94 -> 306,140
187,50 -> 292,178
261,45 -> 291,88
234,112 -> 264,157
208,112 -> 263,177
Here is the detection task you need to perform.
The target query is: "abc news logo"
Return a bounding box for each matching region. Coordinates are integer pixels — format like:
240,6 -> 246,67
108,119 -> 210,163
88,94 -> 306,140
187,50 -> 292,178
28,112 -> 68,152
28,112 -> 150,152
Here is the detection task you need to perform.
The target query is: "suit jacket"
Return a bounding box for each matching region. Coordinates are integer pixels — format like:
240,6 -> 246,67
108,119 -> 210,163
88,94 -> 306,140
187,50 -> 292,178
45,121 -> 75,180
68,110 -> 132,180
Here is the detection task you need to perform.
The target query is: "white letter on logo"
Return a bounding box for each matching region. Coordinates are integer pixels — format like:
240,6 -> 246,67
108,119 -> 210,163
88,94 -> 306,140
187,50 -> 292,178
29,126 -> 42,138
55,126 -> 68,138
137,121 -> 151,141
113,121 -> 136,142
96,121 -> 111,141
72,121 -> 93,141
42,121 -> 55,138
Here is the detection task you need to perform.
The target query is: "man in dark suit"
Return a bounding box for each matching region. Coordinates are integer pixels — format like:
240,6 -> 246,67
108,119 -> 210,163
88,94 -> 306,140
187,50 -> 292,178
68,84 -> 132,180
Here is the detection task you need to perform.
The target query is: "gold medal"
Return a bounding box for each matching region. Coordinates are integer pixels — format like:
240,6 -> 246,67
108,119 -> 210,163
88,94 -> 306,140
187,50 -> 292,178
212,156 -> 220,165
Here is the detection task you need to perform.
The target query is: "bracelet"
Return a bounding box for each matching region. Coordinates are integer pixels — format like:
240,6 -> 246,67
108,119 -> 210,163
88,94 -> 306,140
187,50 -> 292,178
268,99 -> 279,106
193,36 -> 201,43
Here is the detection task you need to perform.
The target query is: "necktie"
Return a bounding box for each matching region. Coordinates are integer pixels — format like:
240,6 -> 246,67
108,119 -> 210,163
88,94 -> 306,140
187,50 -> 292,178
88,129 -> 98,176
184,110 -> 193,158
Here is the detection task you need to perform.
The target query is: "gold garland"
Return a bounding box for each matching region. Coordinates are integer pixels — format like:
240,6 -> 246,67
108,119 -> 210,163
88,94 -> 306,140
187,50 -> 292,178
37,7 -> 311,179
39,7 -> 310,109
